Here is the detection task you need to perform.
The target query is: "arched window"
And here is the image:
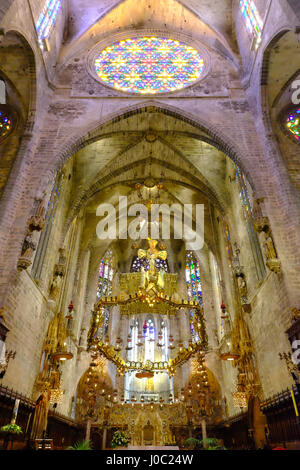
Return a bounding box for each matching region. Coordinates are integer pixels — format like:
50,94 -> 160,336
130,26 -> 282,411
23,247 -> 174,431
286,108 -> 300,142
0,79 -> 6,104
96,249 -> 115,337
144,318 -> 155,362
234,165 -> 266,280
94,37 -> 205,95
97,249 -> 114,299
0,110 -> 11,141
130,255 -> 169,273
185,251 -> 203,306
36,0 -> 62,50
240,0 -> 263,40
186,251 -> 203,342
130,319 -> 139,362
161,319 -> 168,362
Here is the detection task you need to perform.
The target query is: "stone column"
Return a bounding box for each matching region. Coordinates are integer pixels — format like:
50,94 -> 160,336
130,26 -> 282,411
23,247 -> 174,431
102,426 -> 107,450
180,310 -> 190,347
201,419 -> 207,448
75,249 -> 91,343
86,419 -> 91,442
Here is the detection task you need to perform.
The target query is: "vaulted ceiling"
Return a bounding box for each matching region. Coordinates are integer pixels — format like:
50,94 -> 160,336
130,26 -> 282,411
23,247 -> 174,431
61,0 -> 238,67
67,109 -> 234,255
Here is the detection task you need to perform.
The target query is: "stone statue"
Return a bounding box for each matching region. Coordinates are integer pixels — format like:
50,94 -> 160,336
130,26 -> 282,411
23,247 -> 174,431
264,233 -> 277,260
49,274 -> 63,301
252,197 -> 264,220
237,274 -> 247,299
17,231 -> 36,271
28,191 -> 47,232
263,230 -> 281,273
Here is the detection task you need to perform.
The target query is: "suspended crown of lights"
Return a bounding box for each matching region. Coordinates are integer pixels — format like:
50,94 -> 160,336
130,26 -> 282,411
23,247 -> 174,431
94,37 -> 205,94
286,109 -> 300,142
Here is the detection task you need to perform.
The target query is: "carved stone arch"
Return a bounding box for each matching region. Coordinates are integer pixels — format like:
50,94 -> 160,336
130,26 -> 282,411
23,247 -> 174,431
260,28 -> 295,132
0,28 -> 37,202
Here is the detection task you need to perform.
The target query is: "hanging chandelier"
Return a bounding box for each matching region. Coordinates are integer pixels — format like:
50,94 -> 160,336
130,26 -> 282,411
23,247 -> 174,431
232,382 -> 248,410
87,239 -> 208,379
49,388 -> 64,404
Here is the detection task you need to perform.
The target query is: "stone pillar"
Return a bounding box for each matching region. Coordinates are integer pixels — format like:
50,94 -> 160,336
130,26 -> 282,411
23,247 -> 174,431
102,427 -> 107,450
86,419 -> 91,442
201,419 -> 207,448
180,310 -> 190,347
76,249 -> 91,343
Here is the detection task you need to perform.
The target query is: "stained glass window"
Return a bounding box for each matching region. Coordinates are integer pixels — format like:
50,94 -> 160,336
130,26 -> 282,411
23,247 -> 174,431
144,319 -> 155,362
161,320 -> 169,362
94,37 -> 204,94
0,110 -> 11,140
185,251 -> 203,306
97,249 -> 114,299
234,165 -> 266,280
240,0 -> 263,39
286,109 -> 300,141
130,319 -> 139,362
36,0 -> 62,49
130,255 -> 169,273
96,249 -> 115,338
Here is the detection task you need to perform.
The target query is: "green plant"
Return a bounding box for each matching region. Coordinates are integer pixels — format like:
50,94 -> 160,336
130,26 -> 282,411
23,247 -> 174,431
111,430 -> 130,448
183,437 -> 202,450
201,438 -> 226,450
67,440 -> 92,450
0,423 -> 23,434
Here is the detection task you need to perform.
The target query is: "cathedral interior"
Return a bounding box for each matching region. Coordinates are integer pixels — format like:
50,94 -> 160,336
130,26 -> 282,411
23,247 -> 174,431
0,0 -> 300,451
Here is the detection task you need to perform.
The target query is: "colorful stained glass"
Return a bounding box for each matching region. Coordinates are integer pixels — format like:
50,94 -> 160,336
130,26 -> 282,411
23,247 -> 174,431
240,0 -> 263,39
185,251 -> 203,306
94,37 -> 204,94
0,110 -> 11,140
96,249 -> 115,338
36,0 -> 62,49
97,249 -> 114,299
145,319 -> 155,362
286,109 -> 300,141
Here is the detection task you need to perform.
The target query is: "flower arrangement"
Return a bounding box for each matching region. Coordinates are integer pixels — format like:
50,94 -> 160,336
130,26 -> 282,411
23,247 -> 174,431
111,430 -> 130,448
0,423 -> 23,434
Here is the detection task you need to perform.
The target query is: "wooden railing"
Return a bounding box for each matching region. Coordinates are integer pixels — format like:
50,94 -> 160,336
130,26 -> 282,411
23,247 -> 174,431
48,410 -> 83,428
260,385 -> 299,411
0,385 -> 35,408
